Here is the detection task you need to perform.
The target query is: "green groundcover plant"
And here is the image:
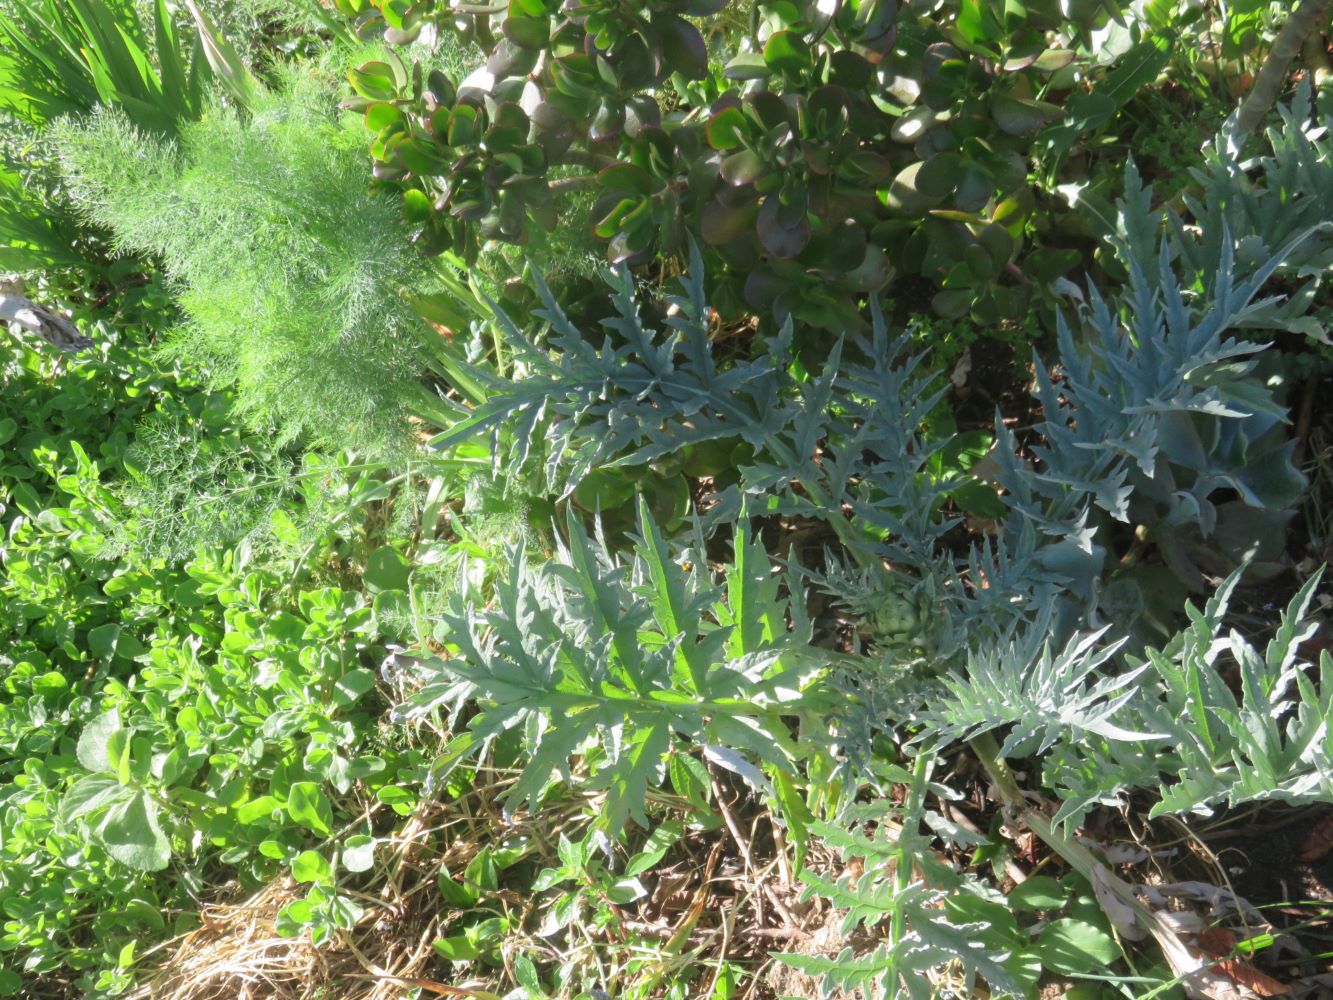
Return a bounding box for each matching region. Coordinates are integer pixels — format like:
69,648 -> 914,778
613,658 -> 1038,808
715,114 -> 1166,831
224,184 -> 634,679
0,322 -> 433,993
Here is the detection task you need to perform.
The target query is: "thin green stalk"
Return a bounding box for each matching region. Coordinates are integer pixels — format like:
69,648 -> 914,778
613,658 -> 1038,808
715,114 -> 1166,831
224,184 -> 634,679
968,732 -> 1206,991
890,751 -> 933,987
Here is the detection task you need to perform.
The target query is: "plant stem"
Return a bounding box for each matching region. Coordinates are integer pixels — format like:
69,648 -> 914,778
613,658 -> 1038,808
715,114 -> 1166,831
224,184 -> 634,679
968,732 -> 1212,991
548,174 -> 597,194
889,751 -> 932,990
1230,0 -> 1332,141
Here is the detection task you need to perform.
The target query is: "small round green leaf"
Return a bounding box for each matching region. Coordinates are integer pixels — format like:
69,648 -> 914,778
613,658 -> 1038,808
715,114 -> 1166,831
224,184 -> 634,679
991,94 -> 1061,136
348,62 -> 399,102
364,545 -> 409,594
287,782 -> 333,835
503,13 -> 550,50
98,790 -> 171,872
343,835 -> 376,873
292,850 -> 333,884
724,52 -> 771,80
76,712 -> 123,773
763,30 -> 811,75
654,11 -> 707,80
706,106 -> 750,150
365,102 -> 403,132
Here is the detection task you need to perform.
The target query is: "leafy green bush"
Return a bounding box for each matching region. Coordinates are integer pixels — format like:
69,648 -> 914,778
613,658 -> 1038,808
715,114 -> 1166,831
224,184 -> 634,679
435,164 -> 1308,661
56,73 -> 452,456
1138,81 -> 1333,342
3,4 -> 1328,997
927,567 -> 1333,825
403,161 -> 1325,990
0,0 -> 258,289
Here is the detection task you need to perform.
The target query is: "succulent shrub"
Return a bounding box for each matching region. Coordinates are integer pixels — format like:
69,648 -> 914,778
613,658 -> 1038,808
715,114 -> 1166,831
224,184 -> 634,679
335,0 -> 1169,329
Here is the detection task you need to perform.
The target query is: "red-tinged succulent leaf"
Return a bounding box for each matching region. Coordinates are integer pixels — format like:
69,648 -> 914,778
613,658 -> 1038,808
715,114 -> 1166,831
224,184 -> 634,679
349,61 -> 399,101
953,163 -> 993,213
426,69 -> 455,107
916,151 -> 962,198
549,54 -> 600,99
763,30 -> 811,75
881,161 -> 945,215
365,102 -> 403,133
699,198 -> 756,246
593,196 -> 646,239
746,91 -> 790,131
590,99 -> 626,142
991,94 -> 1062,136
720,149 -> 765,186
384,23 -> 422,44
828,49 -> 873,88
393,136 -> 448,175
654,11 -> 707,80
756,194 -> 810,258
598,162 -> 658,195
486,39 -> 540,79
625,95 -> 662,135
1300,813 -> 1333,862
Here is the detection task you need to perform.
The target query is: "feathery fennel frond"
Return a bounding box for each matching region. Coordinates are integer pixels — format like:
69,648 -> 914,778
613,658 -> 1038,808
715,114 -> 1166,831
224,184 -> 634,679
55,72 -> 443,456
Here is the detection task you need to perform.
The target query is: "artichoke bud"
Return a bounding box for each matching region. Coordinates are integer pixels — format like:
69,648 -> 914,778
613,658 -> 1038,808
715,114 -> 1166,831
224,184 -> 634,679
866,583 -> 925,639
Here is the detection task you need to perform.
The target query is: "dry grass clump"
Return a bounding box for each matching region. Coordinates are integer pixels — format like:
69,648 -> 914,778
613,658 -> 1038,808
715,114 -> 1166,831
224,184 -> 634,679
136,878 -> 330,1000
131,764 -> 905,1000
133,797 -> 504,1000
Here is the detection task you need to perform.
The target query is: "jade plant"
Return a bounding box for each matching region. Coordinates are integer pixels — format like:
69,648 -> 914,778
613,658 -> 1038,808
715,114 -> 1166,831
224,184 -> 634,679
338,0 -> 1152,329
